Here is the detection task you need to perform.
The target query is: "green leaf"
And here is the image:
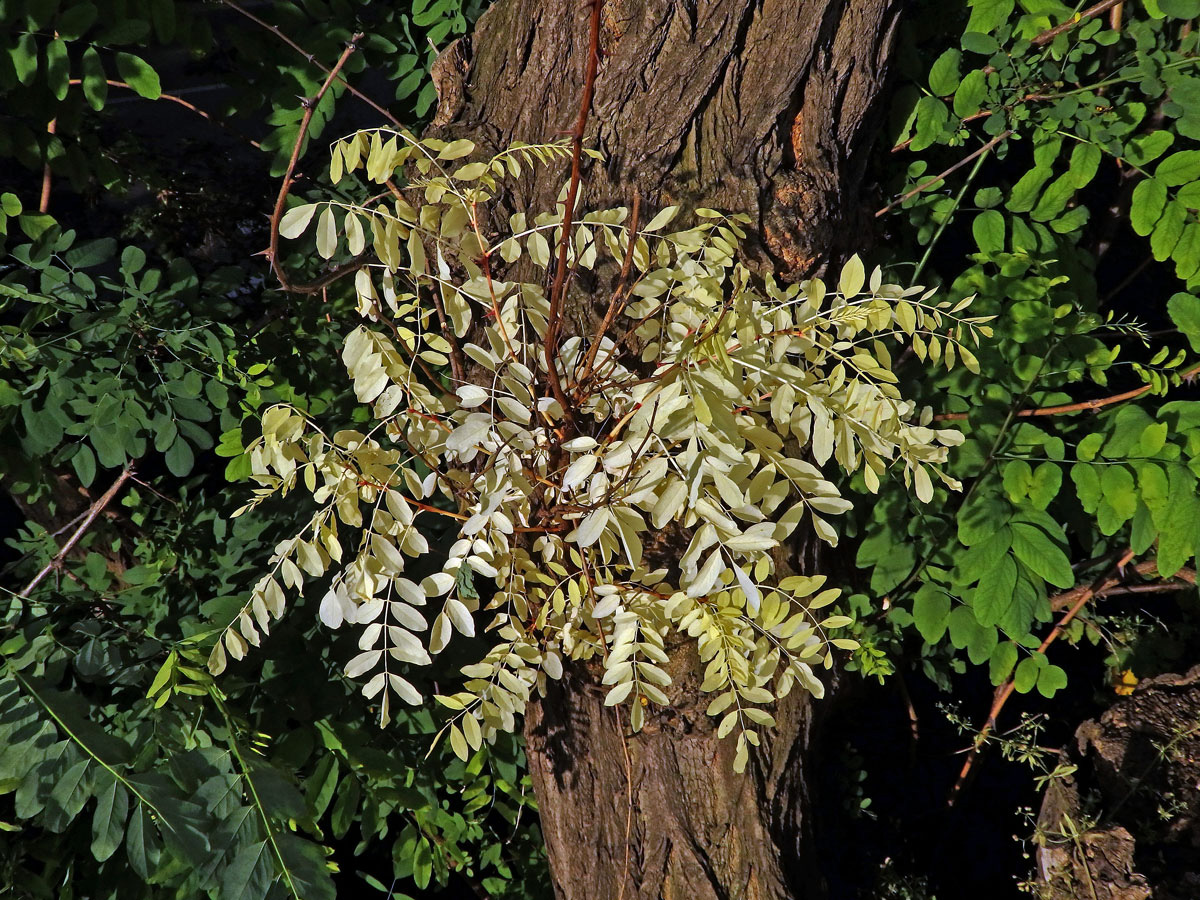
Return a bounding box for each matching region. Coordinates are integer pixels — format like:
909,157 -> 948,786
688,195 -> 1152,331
912,585 -> 951,643
48,758 -> 93,826
953,526 -> 1012,585
1007,166 -> 1053,214
1157,467 -> 1200,576
911,96 -> 949,152
972,209 -> 1005,253
961,32 -> 999,54
1037,664 -> 1068,698
1161,0 -> 1200,16
966,0 -> 1015,35
125,805 -> 163,880
1172,223 -> 1200,281
1031,173 -> 1075,222
971,554 -> 1017,627
928,49 -> 962,95
1131,178 -> 1168,236
45,38 -> 69,101
164,435 -> 194,477
1156,150 -> 1200,187
1168,292 -> 1200,351
90,772 -> 129,862
949,605 -> 998,663
1027,463 -> 1062,510
13,33 -> 38,87
953,69 -> 987,118
275,833 -> 337,900
1066,142 -> 1101,190
989,641 -> 1018,684
1125,131 -> 1174,167
1011,522 -> 1074,588
222,840 -> 275,900
72,444 -> 97,488
1151,200 -> 1187,261
1013,655 -> 1042,693
958,496 -> 1011,546
114,53 -> 161,100
57,3 -> 98,40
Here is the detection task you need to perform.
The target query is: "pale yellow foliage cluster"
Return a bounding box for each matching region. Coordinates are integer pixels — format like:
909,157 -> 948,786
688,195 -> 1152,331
214,128 -> 988,770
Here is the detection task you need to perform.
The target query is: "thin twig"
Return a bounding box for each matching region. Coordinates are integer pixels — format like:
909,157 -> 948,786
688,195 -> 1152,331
544,0 -> 602,431
573,193 -> 641,394
220,0 -> 400,126
268,35 -> 364,293
936,362 -> 1200,422
1031,0 -> 1124,46
68,79 -> 261,148
876,131 -> 1011,217
19,465 -> 135,598
948,548 -> 1136,806
1050,559 -> 1158,612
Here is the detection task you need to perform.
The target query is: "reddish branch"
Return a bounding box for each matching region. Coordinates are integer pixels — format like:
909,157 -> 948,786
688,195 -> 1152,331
936,362 -> 1200,422
267,35 -> 365,294
39,119 -> 56,213
544,0 -> 602,431
573,193 -> 641,395
948,547 -> 1137,806
220,0 -> 400,127
1031,0 -> 1125,46
876,130 -> 1011,217
19,464 -> 135,599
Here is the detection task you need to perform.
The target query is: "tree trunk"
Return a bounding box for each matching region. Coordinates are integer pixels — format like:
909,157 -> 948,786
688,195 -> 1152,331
437,1 -> 903,896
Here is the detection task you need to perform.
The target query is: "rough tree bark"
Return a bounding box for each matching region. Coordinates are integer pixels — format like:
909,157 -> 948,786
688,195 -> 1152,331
434,1 -> 903,897
1035,665 -> 1200,900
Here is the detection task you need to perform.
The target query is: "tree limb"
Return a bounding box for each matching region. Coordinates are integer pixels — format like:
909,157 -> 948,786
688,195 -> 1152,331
19,464 -> 136,599
936,362 -> 1200,422
267,35 -> 364,294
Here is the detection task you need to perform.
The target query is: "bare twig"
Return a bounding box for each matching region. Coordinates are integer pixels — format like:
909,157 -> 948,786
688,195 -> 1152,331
948,548 -> 1136,806
574,193 -> 641,394
936,362 -> 1200,422
220,0 -> 400,126
544,0 -> 602,431
1031,0 -> 1124,46
876,131 -> 1011,217
19,465 -> 135,599
267,35 -> 364,294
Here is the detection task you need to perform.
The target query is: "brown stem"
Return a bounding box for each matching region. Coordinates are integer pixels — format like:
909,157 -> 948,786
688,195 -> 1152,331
68,79 -> 261,148
947,548 -> 1136,806
220,0 -> 400,126
19,465 -> 136,599
1031,0 -> 1124,46
936,362 -> 1200,422
573,193 -> 641,395
1050,559 -> 1159,612
39,119 -> 56,214
268,35 -> 364,294
426,284 -> 467,385
876,131 -> 1011,217
544,0 -> 602,431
